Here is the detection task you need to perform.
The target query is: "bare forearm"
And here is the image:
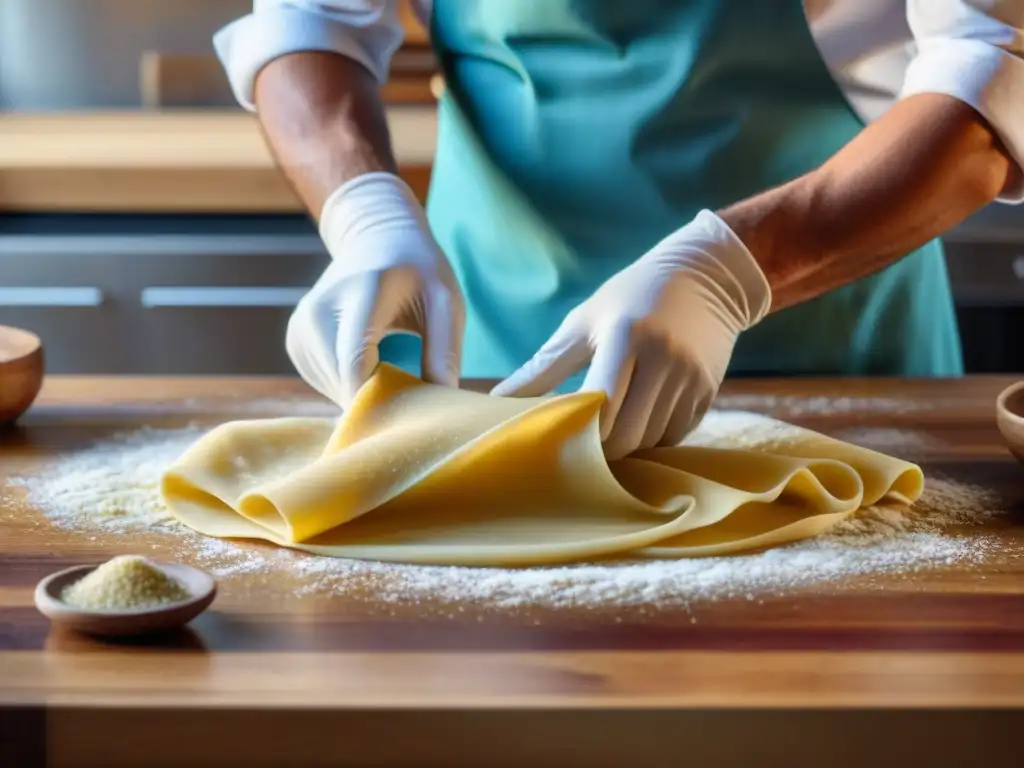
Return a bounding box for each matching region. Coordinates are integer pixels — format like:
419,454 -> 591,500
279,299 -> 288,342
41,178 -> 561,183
254,51 -> 396,219
720,94 -> 1018,312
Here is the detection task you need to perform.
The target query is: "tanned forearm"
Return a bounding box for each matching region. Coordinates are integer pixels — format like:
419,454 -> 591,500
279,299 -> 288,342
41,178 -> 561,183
719,94 -> 1018,312
254,51 -> 396,219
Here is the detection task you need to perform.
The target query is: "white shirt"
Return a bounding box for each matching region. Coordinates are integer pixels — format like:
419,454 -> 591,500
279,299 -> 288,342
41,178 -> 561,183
214,0 -> 1024,202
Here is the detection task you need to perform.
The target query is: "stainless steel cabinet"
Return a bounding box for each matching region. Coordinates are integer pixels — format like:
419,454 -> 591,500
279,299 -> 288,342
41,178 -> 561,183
943,244 -> 1024,374
943,241 -> 1024,308
943,205 -> 1024,374
5,207 -> 1023,376
0,217 -> 328,374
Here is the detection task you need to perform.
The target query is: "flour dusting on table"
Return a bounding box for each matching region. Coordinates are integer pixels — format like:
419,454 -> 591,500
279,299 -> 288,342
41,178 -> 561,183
714,393 -> 958,416
5,411 -> 1003,613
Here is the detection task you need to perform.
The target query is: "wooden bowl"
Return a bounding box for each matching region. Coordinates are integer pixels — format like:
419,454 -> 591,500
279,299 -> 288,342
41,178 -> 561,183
996,381 -> 1024,464
35,562 -> 217,638
0,325 -> 44,425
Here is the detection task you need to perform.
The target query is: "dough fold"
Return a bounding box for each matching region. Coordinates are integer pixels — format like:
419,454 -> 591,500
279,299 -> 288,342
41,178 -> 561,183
161,364 -> 923,566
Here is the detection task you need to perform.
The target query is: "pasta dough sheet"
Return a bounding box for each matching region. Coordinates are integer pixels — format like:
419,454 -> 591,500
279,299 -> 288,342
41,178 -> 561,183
161,364 -> 924,566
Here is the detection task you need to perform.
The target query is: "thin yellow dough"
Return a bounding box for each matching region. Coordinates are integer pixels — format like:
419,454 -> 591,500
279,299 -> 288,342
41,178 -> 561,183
161,364 -> 924,566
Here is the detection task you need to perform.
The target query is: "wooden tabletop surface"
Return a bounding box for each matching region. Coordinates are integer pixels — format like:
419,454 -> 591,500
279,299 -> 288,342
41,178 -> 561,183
2,375 -> 1024,767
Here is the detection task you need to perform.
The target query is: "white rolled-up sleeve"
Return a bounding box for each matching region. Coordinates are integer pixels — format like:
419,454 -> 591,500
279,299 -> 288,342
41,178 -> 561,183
213,0 -> 405,112
902,1 -> 1024,202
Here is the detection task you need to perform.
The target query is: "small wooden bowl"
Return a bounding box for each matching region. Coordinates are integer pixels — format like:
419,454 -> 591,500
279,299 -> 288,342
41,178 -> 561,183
996,381 -> 1024,465
35,562 -> 217,638
0,325 -> 44,425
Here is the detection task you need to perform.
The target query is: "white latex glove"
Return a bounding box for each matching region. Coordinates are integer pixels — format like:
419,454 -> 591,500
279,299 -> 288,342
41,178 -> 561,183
491,210 -> 772,459
286,172 -> 465,408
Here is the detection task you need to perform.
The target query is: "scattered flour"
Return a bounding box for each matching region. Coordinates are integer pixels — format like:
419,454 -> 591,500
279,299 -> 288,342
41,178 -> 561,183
715,393 -> 958,416
4,411 -> 1004,614
828,427 -> 939,453
180,397 -> 337,417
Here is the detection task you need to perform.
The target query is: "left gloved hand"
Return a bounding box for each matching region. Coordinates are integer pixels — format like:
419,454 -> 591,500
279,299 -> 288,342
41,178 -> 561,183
491,210 -> 772,459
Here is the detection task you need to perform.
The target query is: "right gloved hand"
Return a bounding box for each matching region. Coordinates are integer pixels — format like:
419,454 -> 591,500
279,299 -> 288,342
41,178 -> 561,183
286,172 -> 466,408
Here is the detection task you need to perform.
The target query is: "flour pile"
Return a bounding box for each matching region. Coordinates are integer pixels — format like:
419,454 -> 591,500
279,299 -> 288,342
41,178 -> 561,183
4,412 -> 1003,612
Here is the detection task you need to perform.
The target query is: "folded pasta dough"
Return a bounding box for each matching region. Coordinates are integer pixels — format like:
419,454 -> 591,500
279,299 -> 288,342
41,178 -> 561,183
161,364 -> 924,566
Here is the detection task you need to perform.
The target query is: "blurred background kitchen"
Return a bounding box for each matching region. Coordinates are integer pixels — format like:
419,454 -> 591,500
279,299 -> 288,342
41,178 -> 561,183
0,0 -> 1021,375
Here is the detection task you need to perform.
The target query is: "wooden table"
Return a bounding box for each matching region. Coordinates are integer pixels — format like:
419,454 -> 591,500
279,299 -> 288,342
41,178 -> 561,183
2,376 -> 1023,767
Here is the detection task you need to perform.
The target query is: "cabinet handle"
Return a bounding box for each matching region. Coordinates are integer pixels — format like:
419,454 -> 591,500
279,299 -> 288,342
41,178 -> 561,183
0,287 -> 103,307
140,287 -> 307,308
0,234 -> 323,258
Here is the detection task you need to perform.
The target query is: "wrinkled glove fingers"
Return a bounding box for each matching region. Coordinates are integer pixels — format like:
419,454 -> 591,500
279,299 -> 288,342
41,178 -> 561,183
285,295 -> 343,406
334,283 -> 390,405
580,324 -> 636,442
660,368 -> 715,447
638,359 -> 688,450
421,287 -> 465,388
602,350 -> 670,460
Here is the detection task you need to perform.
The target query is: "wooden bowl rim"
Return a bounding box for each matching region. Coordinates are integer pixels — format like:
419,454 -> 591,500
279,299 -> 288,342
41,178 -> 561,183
996,381 -> 1024,428
0,324 -> 43,365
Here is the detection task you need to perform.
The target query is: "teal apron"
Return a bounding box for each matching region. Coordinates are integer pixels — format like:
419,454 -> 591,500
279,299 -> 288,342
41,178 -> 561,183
380,0 -> 963,382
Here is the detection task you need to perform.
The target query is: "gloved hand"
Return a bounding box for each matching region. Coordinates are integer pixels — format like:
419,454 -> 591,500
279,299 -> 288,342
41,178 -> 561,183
491,210 -> 772,459
286,172 -> 465,408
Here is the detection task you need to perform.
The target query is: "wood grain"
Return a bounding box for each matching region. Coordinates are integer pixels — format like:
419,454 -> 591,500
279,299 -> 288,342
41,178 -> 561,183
398,0 -> 430,45
0,111 -> 435,212
139,50 -> 438,108
138,52 -> 234,109
2,375 -> 1023,765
